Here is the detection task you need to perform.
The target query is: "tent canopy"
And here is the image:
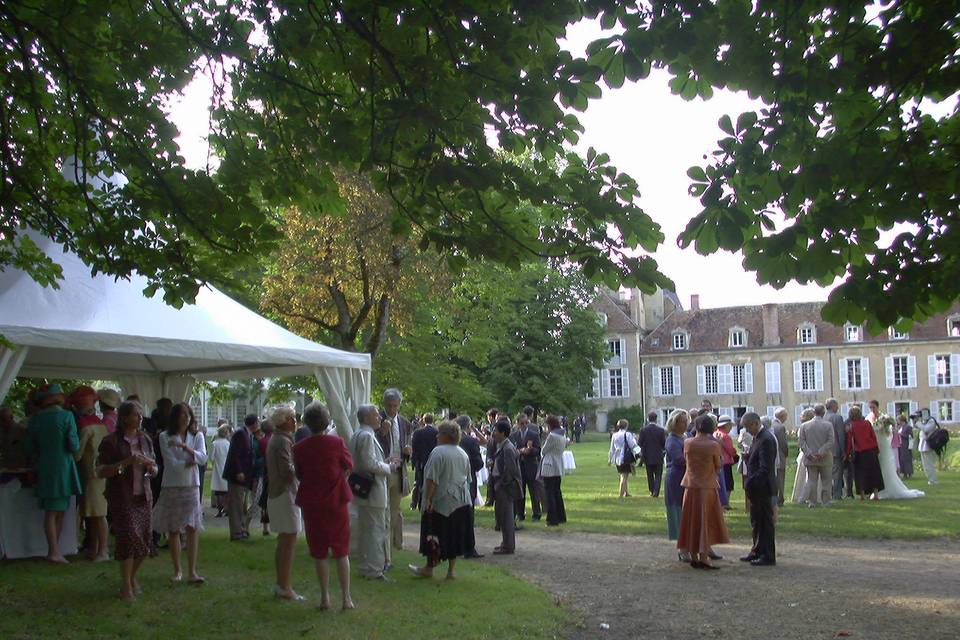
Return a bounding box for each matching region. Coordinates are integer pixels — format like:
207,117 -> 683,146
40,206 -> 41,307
0,231 -> 370,438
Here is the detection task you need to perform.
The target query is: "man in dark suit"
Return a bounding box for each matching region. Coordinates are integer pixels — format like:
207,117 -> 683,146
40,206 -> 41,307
455,415 -> 485,559
492,420 -> 522,555
509,408 -> 542,521
223,413 -> 258,541
638,411 -> 667,497
741,411 -> 777,566
410,414 -> 438,510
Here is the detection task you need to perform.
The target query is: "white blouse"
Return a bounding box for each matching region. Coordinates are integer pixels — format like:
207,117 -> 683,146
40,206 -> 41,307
159,430 -> 208,488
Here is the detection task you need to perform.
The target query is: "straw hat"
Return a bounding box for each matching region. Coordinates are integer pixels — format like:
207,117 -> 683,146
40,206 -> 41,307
98,388 -> 121,409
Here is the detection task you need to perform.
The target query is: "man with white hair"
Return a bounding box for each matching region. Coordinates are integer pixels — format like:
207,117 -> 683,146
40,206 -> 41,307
350,404 -> 398,580
378,388 -> 412,556
772,408 -> 789,505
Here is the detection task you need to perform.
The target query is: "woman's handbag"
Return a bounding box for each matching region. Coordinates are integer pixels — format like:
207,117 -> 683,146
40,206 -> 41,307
348,472 -> 374,499
621,435 -> 637,466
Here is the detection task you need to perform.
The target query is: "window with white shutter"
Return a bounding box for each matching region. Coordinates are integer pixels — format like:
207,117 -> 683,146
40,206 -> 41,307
601,369 -> 611,398
744,362 -> 753,393
622,367 -> 631,398
704,364 -> 719,395
719,364 -> 734,394
930,354 -> 958,387
888,355 -> 914,388
931,400 -> 955,422
841,358 -> 869,390
672,365 -> 680,396
697,365 -> 706,395
732,364 -> 746,394
607,339 -> 623,366
651,366 -> 662,397
765,361 -> 781,393
609,368 -> 625,397
796,360 -> 821,391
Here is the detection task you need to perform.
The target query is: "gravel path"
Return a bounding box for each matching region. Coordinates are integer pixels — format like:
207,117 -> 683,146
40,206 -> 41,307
402,524 -> 960,640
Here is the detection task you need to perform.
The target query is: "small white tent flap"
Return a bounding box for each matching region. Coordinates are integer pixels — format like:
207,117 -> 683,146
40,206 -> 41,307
0,231 -> 370,437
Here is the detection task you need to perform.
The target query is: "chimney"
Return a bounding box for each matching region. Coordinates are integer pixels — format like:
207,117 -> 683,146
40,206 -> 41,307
690,294 -> 700,311
762,303 -> 781,346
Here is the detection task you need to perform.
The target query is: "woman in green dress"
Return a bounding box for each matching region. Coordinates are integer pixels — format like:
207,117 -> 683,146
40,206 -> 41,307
25,383 -> 82,564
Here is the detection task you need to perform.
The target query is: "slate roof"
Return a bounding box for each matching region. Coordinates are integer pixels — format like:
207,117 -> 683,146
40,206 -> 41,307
593,290 -> 639,334
641,301 -> 960,354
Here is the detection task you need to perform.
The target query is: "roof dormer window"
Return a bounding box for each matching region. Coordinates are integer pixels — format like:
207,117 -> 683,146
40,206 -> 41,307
672,330 -> 688,351
729,327 -> 746,348
844,323 -> 862,343
798,323 -> 817,345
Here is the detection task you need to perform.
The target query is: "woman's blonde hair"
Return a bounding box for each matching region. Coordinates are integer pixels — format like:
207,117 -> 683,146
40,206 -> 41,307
666,409 -> 689,434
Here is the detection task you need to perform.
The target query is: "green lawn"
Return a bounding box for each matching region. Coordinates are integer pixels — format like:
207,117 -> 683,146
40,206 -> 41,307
473,432 -> 960,540
0,527 -> 570,640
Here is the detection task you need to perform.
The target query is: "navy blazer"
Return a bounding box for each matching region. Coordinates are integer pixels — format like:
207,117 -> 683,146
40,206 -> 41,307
746,427 -> 778,496
411,425 -> 438,470
637,423 -> 667,465
222,427 -> 255,488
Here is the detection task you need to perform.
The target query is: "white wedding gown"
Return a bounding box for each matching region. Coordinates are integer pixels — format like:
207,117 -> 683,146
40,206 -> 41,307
876,426 -> 925,500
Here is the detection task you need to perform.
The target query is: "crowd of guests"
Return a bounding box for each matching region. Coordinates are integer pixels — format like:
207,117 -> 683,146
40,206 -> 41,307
1,383 -> 573,607
610,395 -> 939,571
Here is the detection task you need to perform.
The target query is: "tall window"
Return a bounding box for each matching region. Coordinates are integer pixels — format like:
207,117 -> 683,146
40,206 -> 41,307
672,331 -> 688,350
653,366 -> 679,397
704,364 -> 718,394
608,338 -> 623,365
733,363 -> 747,393
609,368 -> 625,397
729,328 -> 746,348
845,359 -> 862,389
800,360 -> 818,391
798,323 -> 817,345
935,355 -> 952,386
844,323 -> 862,342
892,356 -> 909,387
659,367 -> 674,397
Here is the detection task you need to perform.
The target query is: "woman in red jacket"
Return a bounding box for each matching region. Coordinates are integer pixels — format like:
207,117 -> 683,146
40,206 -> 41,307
293,402 -> 354,610
846,405 -> 884,500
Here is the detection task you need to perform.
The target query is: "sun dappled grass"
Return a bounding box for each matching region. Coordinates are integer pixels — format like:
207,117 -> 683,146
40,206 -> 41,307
473,432 -> 959,540
0,526 -> 570,640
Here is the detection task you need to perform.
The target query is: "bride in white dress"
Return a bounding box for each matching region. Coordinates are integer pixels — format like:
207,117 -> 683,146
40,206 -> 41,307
875,416 -> 925,500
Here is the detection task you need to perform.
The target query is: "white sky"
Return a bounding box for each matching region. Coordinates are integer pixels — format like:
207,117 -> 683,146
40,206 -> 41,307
168,19 -> 835,311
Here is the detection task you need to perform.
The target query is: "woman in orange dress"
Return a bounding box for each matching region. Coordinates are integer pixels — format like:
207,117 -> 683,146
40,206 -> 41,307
677,413 -> 730,569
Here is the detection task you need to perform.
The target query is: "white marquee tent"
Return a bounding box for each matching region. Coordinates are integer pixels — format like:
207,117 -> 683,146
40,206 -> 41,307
0,231 -> 371,438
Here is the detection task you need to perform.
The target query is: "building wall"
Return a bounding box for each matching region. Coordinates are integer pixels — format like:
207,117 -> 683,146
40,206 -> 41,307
642,338 -> 960,428
589,329 -> 642,431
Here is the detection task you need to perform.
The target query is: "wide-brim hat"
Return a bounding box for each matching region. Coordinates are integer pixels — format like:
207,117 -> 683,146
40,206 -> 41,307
98,388 -> 121,409
68,385 -> 99,408
36,383 -> 66,405
717,415 -> 734,426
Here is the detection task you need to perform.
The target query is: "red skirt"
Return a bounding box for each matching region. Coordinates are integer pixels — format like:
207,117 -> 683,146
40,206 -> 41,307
302,504 -> 350,559
677,487 -> 730,555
